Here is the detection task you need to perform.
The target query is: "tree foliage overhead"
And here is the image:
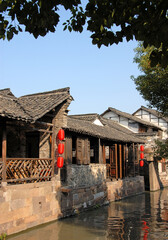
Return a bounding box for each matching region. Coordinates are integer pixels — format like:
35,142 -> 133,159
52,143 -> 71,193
1,0 -> 168,67
132,42 -> 168,116
154,139 -> 168,160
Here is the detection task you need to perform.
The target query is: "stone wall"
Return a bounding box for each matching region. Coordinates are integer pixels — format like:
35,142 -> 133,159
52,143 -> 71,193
0,173 -> 145,236
159,173 -> 168,187
0,177 -> 62,236
107,176 -> 145,202
61,183 -> 107,217
66,164 -> 106,188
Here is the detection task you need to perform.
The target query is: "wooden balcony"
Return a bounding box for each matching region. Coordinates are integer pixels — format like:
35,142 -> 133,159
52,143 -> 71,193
0,158 -> 53,184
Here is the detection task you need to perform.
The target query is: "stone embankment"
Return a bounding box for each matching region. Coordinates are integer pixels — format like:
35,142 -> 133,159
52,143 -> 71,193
0,165 -> 144,236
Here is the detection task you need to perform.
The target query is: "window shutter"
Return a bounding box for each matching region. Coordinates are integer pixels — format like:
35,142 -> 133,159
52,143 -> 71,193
76,138 -> 83,165
65,135 -> 72,164
87,139 -> 90,164
76,137 -> 90,165
83,138 -> 90,165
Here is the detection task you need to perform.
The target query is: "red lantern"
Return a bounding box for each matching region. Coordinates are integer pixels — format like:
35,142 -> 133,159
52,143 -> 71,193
140,160 -> 144,167
140,152 -> 144,159
57,157 -> 64,168
140,145 -> 144,151
58,129 -> 65,141
58,143 -> 64,154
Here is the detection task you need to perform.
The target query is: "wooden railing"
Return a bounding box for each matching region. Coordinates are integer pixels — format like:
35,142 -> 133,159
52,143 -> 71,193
0,158 -> 53,184
106,162 -> 140,180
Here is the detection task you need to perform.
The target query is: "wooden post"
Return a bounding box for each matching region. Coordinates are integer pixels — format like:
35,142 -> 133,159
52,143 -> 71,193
137,144 -> 140,175
102,144 -> 106,164
132,143 -> 135,177
125,144 -> 128,177
123,145 -> 126,178
119,144 -> 122,179
2,120 -> 7,182
98,138 -> 102,164
115,144 -> 118,179
51,123 -> 55,177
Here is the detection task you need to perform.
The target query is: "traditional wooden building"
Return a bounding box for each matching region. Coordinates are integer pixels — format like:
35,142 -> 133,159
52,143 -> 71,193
0,90 -> 145,236
133,106 -> 168,139
101,107 -> 162,135
61,114 -> 145,187
0,88 -> 72,184
101,107 -> 168,191
101,107 -> 162,161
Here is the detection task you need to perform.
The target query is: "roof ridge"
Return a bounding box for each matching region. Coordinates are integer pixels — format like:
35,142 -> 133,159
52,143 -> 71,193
20,87 -> 70,98
0,88 -> 10,92
0,88 -> 16,98
69,113 -> 99,117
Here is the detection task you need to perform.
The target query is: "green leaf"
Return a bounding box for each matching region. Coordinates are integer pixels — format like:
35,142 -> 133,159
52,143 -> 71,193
63,25 -> 67,31
68,26 -> 72,32
100,25 -> 104,32
7,30 -> 13,40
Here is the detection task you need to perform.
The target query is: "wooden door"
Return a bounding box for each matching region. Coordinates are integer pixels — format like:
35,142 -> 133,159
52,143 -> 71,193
109,146 -> 116,178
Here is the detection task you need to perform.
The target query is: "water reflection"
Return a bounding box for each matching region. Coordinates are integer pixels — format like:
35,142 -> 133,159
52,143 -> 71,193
9,189 -> 168,240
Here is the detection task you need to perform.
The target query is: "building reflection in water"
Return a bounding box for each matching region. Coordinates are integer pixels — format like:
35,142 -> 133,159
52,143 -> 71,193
8,189 -> 168,240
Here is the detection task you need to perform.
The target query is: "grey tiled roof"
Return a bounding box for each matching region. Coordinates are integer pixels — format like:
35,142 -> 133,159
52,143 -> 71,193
133,106 -> 168,123
19,88 -> 71,121
101,107 -> 161,129
65,115 -> 144,143
70,113 -> 101,122
0,88 -> 71,122
0,89 -> 32,121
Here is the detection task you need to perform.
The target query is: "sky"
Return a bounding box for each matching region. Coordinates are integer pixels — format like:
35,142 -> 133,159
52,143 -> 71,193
0,9 -> 148,116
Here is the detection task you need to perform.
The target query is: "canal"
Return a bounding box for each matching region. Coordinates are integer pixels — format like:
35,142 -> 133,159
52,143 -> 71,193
9,188 -> 168,240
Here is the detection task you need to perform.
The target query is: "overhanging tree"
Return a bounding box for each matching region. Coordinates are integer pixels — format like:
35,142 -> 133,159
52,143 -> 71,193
132,42 -> 168,116
154,139 -> 168,160
1,0 -> 168,67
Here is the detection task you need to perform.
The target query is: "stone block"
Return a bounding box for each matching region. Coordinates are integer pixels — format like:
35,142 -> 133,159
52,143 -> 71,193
0,221 -> 14,235
0,202 -> 10,215
73,194 -> 79,202
24,215 -> 38,224
7,224 -> 27,235
11,190 -> 29,200
43,210 -> 52,218
94,192 -> 104,200
32,196 -> 46,214
15,218 -> 25,226
12,207 -> 32,221
11,199 -> 25,211
0,195 -> 5,204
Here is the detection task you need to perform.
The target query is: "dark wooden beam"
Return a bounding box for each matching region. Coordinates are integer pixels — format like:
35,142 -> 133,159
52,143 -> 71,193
35,121 -> 53,127
133,143 -> 135,177
123,145 -> 126,178
2,120 -> 7,182
119,144 -> 122,179
51,121 -> 56,177
115,144 -> 118,179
